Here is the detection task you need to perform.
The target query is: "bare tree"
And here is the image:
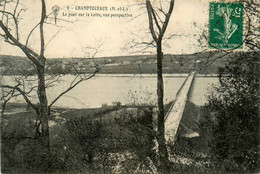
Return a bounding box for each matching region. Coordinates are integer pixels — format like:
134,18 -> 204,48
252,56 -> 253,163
145,0 -> 174,172
0,0 -> 102,153
124,0 -> 175,171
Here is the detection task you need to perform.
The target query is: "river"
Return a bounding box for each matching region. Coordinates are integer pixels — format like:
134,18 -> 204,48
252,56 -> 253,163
2,74 -> 219,108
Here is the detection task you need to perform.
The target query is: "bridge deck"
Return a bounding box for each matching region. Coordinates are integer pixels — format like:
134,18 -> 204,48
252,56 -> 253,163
164,71 -> 196,143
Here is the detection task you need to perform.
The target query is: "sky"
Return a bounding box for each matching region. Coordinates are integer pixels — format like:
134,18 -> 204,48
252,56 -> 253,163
0,0 -> 210,58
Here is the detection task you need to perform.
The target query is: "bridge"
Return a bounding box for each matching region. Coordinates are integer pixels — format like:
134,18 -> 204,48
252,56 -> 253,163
164,71 -> 196,143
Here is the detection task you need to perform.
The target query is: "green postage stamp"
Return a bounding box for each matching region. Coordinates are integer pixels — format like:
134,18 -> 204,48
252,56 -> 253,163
209,2 -> 243,49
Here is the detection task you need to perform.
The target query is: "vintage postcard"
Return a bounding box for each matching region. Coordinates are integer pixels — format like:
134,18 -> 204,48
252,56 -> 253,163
0,0 -> 259,173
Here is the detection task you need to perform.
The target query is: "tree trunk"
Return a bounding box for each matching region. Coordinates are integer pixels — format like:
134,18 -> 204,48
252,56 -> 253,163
37,64 -> 50,151
1,100 -> 8,117
156,41 -> 169,172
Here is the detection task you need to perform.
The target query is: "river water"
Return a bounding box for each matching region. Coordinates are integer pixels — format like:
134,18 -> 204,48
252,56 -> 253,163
3,74 -> 219,108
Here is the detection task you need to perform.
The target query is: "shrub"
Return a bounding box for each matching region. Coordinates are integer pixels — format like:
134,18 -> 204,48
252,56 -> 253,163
204,52 -> 259,172
54,106 -> 157,173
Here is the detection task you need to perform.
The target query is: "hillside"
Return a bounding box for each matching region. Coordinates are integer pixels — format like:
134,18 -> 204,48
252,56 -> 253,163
0,51 -> 234,75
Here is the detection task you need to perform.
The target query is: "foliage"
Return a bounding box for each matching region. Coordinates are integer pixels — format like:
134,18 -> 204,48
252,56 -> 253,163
1,119 -> 62,173
58,118 -> 107,172
56,107 -> 156,173
117,107 -> 156,160
204,51 -> 259,172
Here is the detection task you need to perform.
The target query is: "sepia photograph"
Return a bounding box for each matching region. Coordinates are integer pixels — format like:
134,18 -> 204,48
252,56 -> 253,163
0,0 -> 259,173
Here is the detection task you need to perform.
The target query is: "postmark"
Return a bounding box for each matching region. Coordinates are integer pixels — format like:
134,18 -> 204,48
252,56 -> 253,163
209,2 -> 243,49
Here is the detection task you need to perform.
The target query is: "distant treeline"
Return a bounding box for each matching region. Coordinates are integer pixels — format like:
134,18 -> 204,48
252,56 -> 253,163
1,51 -> 248,75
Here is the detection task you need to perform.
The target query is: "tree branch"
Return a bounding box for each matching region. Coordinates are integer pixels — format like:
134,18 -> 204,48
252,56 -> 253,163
159,0 -> 174,40
48,68 -> 101,111
39,0 -> 46,58
0,20 -> 41,66
146,0 -> 158,42
25,23 -> 40,47
44,26 -> 62,50
150,6 -> 162,33
1,85 -> 38,113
